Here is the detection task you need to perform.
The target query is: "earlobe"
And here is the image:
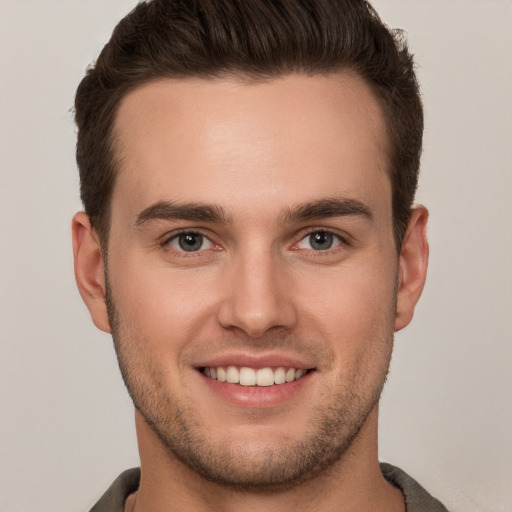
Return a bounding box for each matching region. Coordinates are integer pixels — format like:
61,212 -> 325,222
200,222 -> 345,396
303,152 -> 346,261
72,212 -> 111,333
395,206 -> 429,332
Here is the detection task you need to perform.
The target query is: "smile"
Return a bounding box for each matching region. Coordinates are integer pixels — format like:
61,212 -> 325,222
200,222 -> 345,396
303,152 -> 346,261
201,366 -> 312,387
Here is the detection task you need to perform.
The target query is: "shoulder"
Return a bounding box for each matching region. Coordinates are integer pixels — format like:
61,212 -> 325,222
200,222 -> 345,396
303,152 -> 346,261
89,468 -> 140,512
380,463 -> 449,512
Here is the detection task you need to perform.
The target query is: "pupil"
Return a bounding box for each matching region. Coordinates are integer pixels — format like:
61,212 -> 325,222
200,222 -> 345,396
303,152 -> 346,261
178,233 -> 203,251
310,232 -> 333,250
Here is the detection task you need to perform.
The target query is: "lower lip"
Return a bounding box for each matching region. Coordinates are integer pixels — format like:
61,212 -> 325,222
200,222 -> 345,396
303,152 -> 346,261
199,371 -> 314,408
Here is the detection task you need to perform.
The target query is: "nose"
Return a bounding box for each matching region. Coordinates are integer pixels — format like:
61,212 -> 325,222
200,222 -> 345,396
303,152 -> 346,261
216,249 -> 298,338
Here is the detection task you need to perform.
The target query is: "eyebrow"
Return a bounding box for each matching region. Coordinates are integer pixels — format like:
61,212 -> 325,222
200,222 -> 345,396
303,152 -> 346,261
135,201 -> 231,226
136,197 -> 373,228
280,198 -> 373,224
135,197 -> 373,228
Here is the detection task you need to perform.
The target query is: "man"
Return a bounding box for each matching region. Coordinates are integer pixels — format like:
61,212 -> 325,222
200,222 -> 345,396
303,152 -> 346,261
72,0 -> 447,510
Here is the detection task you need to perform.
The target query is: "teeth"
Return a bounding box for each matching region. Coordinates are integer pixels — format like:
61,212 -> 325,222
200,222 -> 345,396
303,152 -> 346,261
217,367 -> 227,382
274,367 -> 286,385
285,368 -> 296,382
240,367 -> 256,386
226,365 -> 239,384
202,366 -> 310,386
256,368 -> 274,386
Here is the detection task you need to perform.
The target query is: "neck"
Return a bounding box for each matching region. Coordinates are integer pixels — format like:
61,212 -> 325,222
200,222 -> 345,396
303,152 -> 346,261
131,407 -> 405,512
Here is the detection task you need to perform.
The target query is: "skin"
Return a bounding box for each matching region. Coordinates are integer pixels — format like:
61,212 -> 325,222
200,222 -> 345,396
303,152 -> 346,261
73,72 -> 428,512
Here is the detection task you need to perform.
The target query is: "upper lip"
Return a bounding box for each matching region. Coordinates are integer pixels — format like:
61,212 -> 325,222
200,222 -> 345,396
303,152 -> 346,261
194,353 -> 315,370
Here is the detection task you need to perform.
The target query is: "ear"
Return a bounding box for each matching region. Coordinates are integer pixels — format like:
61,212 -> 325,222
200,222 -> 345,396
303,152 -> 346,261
395,206 -> 429,332
72,212 -> 111,333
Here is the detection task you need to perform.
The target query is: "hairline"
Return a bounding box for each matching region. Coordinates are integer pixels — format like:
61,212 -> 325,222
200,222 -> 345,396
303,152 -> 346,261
96,68 -> 399,253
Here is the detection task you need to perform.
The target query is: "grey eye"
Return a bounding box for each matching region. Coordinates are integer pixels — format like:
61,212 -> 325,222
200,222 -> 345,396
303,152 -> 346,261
165,231 -> 217,254
308,231 -> 334,250
177,233 -> 204,252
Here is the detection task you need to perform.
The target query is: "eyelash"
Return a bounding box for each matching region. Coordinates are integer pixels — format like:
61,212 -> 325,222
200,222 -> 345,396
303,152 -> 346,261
293,228 -> 349,253
161,228 -> 349,255
162,229 -> 219,254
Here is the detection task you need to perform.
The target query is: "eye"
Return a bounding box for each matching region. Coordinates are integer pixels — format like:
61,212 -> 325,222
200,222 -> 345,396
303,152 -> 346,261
296,231 -> 343,251
165,232 -> 216,252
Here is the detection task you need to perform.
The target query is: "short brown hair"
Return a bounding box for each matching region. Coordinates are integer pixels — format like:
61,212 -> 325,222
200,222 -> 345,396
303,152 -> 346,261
75,0 -> 423,248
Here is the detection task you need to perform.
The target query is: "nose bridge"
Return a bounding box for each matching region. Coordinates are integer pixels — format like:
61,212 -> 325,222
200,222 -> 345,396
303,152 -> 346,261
217,243 -> 297,338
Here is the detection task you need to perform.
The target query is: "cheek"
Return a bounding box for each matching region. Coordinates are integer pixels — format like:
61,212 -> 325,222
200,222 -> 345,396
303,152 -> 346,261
299,260 -> 397,357
110,259 -> 221,348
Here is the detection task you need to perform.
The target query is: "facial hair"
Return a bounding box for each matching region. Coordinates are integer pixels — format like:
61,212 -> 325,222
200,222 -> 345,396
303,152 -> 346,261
104,272 -> 395,492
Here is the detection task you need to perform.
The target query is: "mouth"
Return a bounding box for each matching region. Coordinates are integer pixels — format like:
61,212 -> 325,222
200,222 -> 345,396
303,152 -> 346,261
200,366 -> 314,387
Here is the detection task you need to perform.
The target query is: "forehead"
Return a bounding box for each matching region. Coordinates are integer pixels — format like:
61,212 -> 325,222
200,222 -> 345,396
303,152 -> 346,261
111,73 -> 390,222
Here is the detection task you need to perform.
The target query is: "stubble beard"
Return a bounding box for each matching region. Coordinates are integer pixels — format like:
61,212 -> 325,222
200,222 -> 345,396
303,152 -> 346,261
105,276 -> 395,492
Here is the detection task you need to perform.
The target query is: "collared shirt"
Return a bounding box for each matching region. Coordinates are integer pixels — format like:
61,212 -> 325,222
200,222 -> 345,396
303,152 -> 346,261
89,463 -> 449,511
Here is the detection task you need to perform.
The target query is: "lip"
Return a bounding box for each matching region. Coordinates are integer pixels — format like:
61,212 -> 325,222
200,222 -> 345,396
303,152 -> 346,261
199,370 -> 315,408
193,352 -> 317,408
194,352 -> 314,371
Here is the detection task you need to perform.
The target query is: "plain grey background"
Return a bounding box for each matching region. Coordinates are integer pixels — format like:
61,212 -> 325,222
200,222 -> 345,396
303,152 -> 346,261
0,1 -> 511,511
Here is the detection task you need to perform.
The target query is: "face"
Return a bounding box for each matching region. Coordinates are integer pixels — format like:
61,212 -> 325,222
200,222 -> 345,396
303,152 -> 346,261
83,73 -> 418,489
